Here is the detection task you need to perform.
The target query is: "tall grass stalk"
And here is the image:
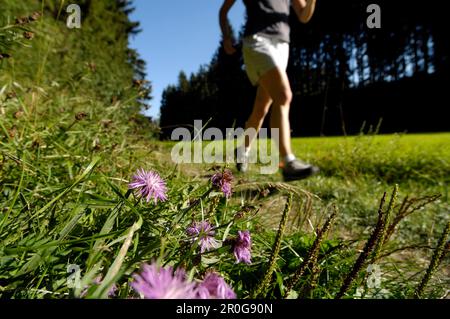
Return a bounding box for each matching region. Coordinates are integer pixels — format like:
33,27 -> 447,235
284,205 -> 338,296
252,194 -> 293,298
414,221 -> 450,298
336,192 -> 387,299
372,184 -> 398,261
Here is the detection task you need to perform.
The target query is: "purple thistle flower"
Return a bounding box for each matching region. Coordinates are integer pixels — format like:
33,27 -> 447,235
197,272 -> 236,299
221,182 -> 232,198
129,169 -> 168,204
186,221 -> 221,253
211,169 -> 233,198
131,263 -> 198,299
233,230 -> 252,264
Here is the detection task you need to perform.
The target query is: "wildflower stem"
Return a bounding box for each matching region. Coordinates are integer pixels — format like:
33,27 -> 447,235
171,188 -> 212,226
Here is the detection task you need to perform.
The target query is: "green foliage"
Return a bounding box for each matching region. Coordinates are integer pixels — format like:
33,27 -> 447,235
0,0 -> 158,298
0,0 -> 151,111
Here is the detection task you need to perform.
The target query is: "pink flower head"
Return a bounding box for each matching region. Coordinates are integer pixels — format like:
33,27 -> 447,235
197,272 -> 236,299
129,169 -> 168,204
186,221 -> 220,253
233,230 -> 252,264
131,263 -> 197,299
211,169 -> 233,198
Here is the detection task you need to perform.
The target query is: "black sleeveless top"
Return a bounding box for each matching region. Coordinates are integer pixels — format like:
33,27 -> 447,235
243,0 -> 291,43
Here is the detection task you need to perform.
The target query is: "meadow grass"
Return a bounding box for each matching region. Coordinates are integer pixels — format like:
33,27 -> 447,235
1,1 -> 448,299
153,133 -> 449,298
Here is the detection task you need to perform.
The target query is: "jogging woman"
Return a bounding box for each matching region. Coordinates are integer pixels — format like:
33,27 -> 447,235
219,0 -> 319,181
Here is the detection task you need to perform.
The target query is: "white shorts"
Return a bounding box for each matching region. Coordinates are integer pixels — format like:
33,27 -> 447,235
242,34 -> 290,86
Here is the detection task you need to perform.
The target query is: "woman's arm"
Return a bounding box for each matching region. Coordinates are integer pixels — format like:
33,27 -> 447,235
292,0 -> 317,24
219,0 -> 237,55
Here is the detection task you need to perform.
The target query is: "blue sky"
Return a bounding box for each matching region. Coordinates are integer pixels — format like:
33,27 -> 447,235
129,0 -> 246,119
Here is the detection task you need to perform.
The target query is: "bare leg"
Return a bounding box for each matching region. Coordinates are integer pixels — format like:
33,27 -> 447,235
258,67 -> 293,158
244,85 -> 273,149
240,66 -> 318,180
